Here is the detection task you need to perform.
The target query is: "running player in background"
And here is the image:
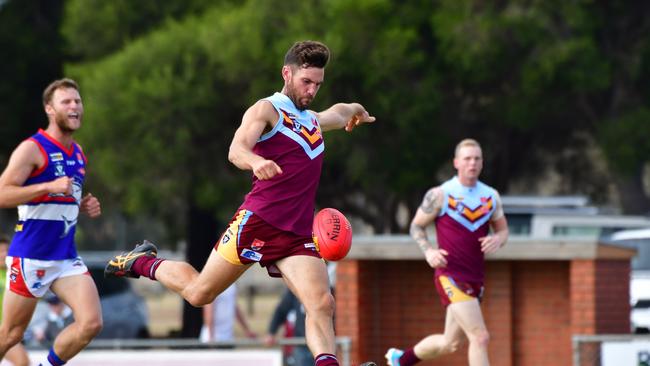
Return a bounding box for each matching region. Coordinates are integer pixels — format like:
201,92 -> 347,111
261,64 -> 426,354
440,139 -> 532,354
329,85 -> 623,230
0,79 -> 103,366
386,138 -> 509,366
0,234 -> 30,366
106,40 -> 376,366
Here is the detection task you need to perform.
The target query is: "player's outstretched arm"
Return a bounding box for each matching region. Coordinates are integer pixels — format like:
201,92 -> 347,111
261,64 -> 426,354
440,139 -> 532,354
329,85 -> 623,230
228,101 -> 283,180
0,140 -> 72,208
314,103 -> 375,132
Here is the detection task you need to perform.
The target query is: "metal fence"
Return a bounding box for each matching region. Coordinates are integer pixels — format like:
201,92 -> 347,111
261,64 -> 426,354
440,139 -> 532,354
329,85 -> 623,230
573,334 -> 650,366
78,337 -> 352,366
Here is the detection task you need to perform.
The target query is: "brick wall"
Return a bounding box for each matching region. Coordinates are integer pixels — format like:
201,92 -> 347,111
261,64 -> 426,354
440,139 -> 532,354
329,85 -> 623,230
335,258 -> 631,366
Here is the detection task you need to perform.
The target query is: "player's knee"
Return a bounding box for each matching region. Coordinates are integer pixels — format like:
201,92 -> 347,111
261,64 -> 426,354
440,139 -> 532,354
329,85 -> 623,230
14,358 -> 30,366
78,317 -> 103,340
469,328 -> 490,349
0,327 -> 25,349
185,290 -> 213,307
304,292 -> 335,318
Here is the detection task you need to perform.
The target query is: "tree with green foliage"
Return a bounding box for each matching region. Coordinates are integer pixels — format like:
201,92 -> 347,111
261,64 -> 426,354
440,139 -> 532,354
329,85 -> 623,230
65,0 -> 650,237
0,0 -> 66,233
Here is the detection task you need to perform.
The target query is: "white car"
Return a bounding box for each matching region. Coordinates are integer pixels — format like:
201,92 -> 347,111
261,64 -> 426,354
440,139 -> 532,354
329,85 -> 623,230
631,299 -> 650,333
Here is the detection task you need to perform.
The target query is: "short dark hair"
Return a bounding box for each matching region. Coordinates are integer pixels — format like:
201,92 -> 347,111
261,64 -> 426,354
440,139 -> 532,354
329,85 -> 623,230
43,78 -> 80,107
284,41 -> 330,69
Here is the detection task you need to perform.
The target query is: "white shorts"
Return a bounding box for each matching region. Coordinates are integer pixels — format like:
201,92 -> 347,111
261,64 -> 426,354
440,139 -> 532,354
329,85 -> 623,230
5,256 -> 89,298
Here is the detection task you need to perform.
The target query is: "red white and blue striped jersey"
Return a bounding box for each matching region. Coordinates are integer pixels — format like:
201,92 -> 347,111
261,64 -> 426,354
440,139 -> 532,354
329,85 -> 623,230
435,176 -> 501,283
9,129 -> 86,260
239,93 -> 325,236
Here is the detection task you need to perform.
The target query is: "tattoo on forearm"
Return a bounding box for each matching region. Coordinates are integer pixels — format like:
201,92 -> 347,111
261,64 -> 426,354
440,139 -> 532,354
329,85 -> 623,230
410,223 -> 431,253
420,189 -> 436,214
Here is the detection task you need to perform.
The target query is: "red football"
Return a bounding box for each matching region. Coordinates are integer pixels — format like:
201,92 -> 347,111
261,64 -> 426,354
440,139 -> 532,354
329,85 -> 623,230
313,208 -> 353,261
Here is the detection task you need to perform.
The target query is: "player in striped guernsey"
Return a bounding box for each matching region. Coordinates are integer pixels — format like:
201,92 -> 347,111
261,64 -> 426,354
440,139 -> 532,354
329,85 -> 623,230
386,139 -> 509,366
0,79 -> 103,366
106,40 -> 377,366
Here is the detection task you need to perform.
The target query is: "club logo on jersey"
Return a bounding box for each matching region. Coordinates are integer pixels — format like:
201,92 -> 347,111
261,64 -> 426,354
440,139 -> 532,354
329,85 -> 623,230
54,163 -> 66,177
480,197 -> 491,214
60,215 -> 77,238
77,153 -> 84,165
447,195 -> 494,224
15,224 -> 23,232
292,121 -> 303,134
280,109 -> 323,146
251,239 -> 265,251
49,152 -> 64,162
240,248 -> 263,262
36,269 -> 46,279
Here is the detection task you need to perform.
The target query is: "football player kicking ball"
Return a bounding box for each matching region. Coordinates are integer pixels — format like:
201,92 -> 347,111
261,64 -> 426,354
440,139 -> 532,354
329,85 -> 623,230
106,40 -> 376,366
386,139 -> 509,366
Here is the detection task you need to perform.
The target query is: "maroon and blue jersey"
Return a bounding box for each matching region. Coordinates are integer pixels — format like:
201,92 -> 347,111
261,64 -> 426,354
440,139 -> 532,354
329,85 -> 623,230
9,129 -> 86,260
239,93 -> 324,236
435,177 -> 499,283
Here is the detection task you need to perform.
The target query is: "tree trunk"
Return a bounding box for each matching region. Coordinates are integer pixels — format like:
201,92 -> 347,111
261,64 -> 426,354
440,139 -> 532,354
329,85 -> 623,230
615,169 -> 650,215
180,203 -> 220,337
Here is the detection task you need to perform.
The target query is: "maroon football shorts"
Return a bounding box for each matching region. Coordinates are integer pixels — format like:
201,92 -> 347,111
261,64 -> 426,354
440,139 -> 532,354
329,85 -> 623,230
214,209 -> 321,277
434,274 -> 484,308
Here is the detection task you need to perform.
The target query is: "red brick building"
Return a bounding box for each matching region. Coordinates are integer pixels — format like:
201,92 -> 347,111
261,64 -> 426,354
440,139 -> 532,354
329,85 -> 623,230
335,236 -> 634,366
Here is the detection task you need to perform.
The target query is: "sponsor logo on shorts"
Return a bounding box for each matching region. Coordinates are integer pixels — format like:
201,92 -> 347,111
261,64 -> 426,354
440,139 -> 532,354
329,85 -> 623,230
221,229 -> 235,245
445,286 -> 453,299
240,249 -> 263,262
304,242 -> 316,249
32,282 -> 42,290
73,258 -> 83,267
50,152 -> 64,162
10,267 -> 18,283
222,233 -> 231,244
251,239 -> 265,251
36,270 -> 45,279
